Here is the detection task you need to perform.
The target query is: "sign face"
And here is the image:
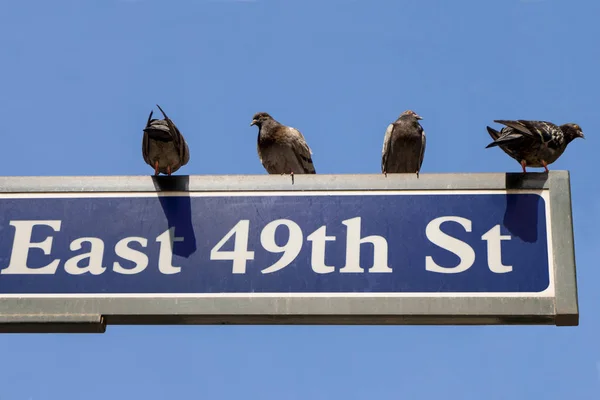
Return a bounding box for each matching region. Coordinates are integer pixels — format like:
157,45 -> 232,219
0,173 -> 579,332
0,192 -> 551,295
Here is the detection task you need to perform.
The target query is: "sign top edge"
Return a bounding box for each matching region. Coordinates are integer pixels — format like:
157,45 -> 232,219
0,172 -> 567,193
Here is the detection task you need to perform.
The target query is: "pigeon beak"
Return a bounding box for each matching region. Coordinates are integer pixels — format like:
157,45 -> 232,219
580,132 -> 585,139
415,114 -> 423,120
250,120 -> 258,126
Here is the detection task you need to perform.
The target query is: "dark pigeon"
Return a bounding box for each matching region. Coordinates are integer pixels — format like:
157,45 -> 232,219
381,110 -> 426,177
142,104 -> 190,176
486,119 -> 584,173
250,112 -> 316,183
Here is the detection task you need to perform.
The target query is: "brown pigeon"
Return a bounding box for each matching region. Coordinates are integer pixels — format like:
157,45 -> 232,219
381,110 -> 426,177
486,119 -> 584,173
142,104 -> 190,176
250,112 -> 316,183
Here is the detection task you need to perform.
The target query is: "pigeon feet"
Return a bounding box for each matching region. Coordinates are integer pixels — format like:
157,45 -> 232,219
520,160 -> 527,174
167,165 -> 172,176
280,171 -> 295,184
154,161 -> 159,176
541,160 -> 549,173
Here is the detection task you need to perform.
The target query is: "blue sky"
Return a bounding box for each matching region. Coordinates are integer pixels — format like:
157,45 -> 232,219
0,0 -> 599,398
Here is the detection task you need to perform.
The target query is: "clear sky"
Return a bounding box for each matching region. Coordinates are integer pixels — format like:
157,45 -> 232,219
0,0 -> 598,398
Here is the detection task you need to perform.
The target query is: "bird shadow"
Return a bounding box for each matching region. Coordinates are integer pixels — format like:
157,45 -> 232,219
151,175 -> 197,258
502,172 -> 549,243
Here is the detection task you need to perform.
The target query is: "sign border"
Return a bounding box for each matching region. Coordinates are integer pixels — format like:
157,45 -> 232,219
0,172 -> 579,332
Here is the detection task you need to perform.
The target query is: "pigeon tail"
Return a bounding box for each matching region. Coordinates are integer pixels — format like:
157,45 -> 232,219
485,126 -> 505,148
485,126 -> 525,148
486,126 -> 501,140
486,135 -> 522,148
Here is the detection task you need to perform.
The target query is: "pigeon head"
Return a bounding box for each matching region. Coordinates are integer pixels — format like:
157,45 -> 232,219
250,112 -> 275,128
560,123 -> 585,143
399,110 -> 423,120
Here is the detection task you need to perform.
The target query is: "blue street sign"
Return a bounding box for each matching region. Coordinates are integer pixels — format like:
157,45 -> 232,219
0,173 -> 579,331
0,192 -> 550,295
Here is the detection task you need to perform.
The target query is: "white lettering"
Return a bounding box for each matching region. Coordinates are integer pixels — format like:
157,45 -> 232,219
425,216 -> 475,274
339,217 -> 392,273
113,237 -> 149,275
156,228 -> 184,275
1,220 -> 62,275
64,237 -> 107,275
261,219 -> 303,274
210,220 -> 255,274
307,225 -> 336,274
481,225 -> 513,273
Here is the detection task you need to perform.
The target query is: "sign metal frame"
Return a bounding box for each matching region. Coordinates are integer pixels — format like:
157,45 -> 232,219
0,172 -> 579,333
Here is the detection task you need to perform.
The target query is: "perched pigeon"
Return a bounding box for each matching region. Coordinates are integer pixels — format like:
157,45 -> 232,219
250,112 -> 316,183
381,110 -> 426,177
142,104 -> 190,176
486,119 -> 584,173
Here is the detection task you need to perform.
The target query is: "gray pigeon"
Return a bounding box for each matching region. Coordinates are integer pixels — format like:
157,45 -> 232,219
250,112 -> 316,183
142,104 -> 190,176
486,119 -> 584,173
381,110 -> 426,177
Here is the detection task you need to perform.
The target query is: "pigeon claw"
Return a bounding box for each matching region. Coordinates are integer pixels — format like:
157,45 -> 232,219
520,160 -> 527,174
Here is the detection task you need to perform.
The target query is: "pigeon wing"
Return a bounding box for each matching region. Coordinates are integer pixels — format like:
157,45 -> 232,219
287,126 -> 316,174
156,104 -> 190,166
494,120 -> 553,143
142,110 -> 153,165
381,123 -> 394,173
171,122 -> 190,166
418,127 -> 426,172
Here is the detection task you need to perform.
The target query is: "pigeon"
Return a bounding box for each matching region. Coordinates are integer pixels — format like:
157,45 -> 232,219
250,112 -> 316,183
381,110 -> 426,177
486,119 -> 584,173
142,104 -> 190,176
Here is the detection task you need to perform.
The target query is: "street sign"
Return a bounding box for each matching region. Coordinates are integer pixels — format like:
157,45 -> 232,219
0,172 -> 579,332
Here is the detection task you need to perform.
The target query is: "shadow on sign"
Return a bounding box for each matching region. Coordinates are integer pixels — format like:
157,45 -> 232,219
503,173 -> 548,244
151,175 -> 197,258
